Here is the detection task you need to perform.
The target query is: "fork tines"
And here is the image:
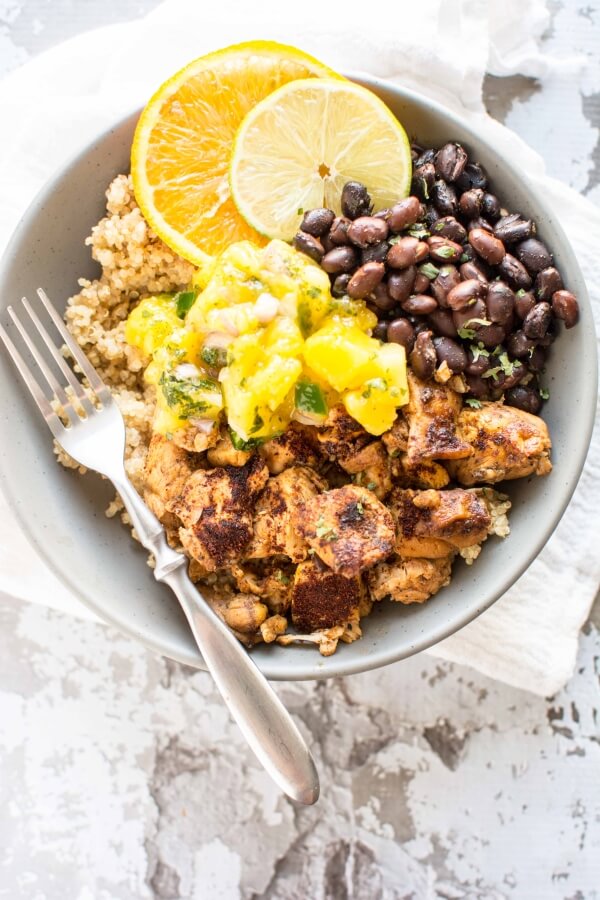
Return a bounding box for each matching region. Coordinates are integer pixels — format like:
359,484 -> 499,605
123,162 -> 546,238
0,288 -> 111,436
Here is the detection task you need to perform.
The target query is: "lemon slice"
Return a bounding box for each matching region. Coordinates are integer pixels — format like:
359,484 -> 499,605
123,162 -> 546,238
230,78 -> 412,241
131,42 -> 338,263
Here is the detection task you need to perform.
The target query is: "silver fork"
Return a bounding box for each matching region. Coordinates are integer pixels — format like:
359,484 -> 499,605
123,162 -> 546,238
0,288 -> 319,806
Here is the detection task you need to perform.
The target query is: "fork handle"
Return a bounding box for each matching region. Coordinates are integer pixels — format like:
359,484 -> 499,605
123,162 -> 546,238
112,475 -> 319,806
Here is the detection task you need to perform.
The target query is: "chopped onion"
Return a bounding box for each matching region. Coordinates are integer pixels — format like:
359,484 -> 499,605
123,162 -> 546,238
203,331 -> 232,349
190,417 -> 215,434
174,363 -> 199,379
292,409 -> 326,426
216,309 -> 240,335
254,292 -> 279,323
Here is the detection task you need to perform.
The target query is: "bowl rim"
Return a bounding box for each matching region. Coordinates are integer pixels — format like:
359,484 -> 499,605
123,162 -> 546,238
0,75 -> 597,680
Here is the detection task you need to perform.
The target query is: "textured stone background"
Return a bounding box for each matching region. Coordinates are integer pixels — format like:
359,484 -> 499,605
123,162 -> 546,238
0,2 -> 599,898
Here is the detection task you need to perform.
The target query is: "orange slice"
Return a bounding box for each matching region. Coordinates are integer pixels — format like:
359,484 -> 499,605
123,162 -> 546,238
131,41 -> 338,263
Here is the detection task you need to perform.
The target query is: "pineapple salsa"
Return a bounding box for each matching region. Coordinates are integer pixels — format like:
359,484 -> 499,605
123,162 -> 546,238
125,239 -> 409,442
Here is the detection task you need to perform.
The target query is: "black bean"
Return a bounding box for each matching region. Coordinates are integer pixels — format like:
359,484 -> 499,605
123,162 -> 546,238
527,346 -> 546,373
321,232 -> 336,253
362,242 -> 390,264
465,374 -> 490,399
452,298 -> 487,332
497,253 -> 532,290
466,348 -> 491,376
373,322 -> 389,342
427,235 -> 462,263
469,228 -> 505,265
414,273 -> 430,294
329,216 -> 351,245
516,238 -> 553,274
341,181 -> 372,219
347,216 -> 389,248
505,385 -> 542,415
300,207 -> 335,237
331,273 -> 351,297
535,267 -> 563,301
431,265 -> 461,306
411,163 -> 436,201
388,197 -> 422,232
469,216 -> 494,234
514,290 -> 537,320
415,148 -> 435,168
507,330 -> 536,359
387,318 -> 416,351
493,213 -> 534,245
409,330 -> 437,379
523,301 -> 552,339
388,267 -> 417,302
447,278 -> 486,311
434,143 -> 468,182
433,336 -> 467,373
455,161 -> 488,192
347,261 -> 385,299
428,308 -> 458,338
486,282 -> 515,326
402,294 -> 438,315
321,246 -> 357,274
372,281 -> 396,311
460,243 -> 476,263
481,193 -> 501,222
431,216 -> 467,243
551,290 -> 579,328
388,238 -> 429,269
424,206 -> 441,229
474,322 -> 507,349
495,361 -> 527,391
431,180 -> 458,215
458,188 -> 484,219
292,231 -> 324,263
460,260 -> 489,288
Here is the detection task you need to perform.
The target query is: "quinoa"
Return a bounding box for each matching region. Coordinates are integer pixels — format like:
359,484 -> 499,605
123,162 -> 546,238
58,175 -> 194,498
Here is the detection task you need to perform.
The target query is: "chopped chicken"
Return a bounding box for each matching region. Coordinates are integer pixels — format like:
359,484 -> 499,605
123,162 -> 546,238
246,466 -> 325,562
445,402 -> 552,485
291,556 -> 365,631
316,404 -> 372,464
207,428 -> 253,467
340,440 -> 392,500
391,453 -> 450,489
143,433 -> 197,531
260,423 -> 322,474
389,488 -> 491,558
277,625 -> 346,657
167,455 -> 268,571
299,484 -> 396,577
405,371 -> 472,464
172,421 -> 219,453
369,556 -> 453,604
260,614 -> 288,643
381,415 -> 409,456
231,561 -> 294,616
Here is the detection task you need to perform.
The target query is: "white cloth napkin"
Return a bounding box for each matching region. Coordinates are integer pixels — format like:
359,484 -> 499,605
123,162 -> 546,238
1,0 -> 598,696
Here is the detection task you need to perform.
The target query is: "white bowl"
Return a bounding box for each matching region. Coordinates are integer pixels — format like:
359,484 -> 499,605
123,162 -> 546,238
0,76 -> 596,679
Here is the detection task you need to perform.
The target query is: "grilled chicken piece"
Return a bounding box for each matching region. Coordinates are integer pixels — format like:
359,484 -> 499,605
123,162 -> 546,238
167,455 -> 268,571
207,429 -> 253,467
340,441 -> 392,500
381,415 -> 409,456
299,484 -> 396,577
369,556 -> 452,604
260,423 -> 322,474
231,561 -> 294,616
143,433 -> 197,531
391,453 -> 450,489
445,402 -> 552,485
291,556 -> 365,631
246,466 -> 325,562
390,488 -> 491,558
405,371 -> 472,464
316,404 -> 372,464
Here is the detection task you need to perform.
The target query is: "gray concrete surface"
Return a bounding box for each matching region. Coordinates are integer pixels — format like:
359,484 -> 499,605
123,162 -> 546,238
0,2 -> 599,898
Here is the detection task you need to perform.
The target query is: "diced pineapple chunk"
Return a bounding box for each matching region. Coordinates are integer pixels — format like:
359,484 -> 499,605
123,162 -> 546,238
342,343 -> 409,435
124,294 -> 180,359
144,327 -> 205,385
303,322 -> 378,392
